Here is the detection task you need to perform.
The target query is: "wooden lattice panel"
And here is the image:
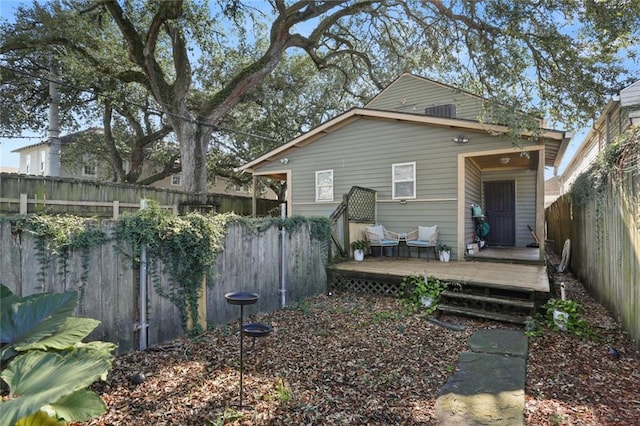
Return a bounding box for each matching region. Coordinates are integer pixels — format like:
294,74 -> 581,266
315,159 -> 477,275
331,275 -> 400,296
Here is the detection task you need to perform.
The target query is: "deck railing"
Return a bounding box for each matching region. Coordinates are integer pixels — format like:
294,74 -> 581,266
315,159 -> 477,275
329,186 -> 376,259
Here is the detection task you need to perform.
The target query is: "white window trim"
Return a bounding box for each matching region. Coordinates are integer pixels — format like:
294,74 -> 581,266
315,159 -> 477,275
82,155 -> 97,177
171,173 -> 182,186
39,151 -> 46,173
315,169 -> 334,202
392,161 -> 416,199
25,155 -> 31,174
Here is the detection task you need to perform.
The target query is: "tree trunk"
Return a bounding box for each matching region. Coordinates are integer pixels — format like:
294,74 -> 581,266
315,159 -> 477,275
175,121 -> 210,196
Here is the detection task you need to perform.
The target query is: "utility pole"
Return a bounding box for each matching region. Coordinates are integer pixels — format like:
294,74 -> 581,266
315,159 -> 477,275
48,59 -> 61,176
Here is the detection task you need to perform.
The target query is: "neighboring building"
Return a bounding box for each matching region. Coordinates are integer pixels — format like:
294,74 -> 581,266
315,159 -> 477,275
240,73 -> 571,260
559,80 -> 640,195
12,129 -> 277,199
0,167 -> 19,173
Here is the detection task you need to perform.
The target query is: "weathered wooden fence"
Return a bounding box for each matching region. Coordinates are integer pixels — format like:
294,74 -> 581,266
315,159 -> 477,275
0,220 -> 327,354
546,172 -> 639,349
0,173 -> 280,217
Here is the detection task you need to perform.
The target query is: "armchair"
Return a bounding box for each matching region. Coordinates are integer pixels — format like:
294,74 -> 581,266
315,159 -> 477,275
365,225 -> 400,257
405,225 -> 438,261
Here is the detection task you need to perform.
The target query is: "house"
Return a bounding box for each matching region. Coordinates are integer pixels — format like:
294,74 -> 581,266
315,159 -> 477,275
12,129 -> 277,199
239,73 -> 571,261
559,80 -> 640,195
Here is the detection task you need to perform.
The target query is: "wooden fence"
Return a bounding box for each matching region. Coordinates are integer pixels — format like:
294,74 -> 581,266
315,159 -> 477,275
546,172 -> 639,349
0,172 -> 280,217
0,220 -> 327,354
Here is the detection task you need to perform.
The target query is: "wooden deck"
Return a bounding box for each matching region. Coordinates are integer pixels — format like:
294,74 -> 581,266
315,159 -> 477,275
330,257 -> 550,293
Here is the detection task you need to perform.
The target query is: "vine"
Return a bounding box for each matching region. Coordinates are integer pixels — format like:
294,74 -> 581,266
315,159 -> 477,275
13,215 -> 106,297
116,204 -> 236,336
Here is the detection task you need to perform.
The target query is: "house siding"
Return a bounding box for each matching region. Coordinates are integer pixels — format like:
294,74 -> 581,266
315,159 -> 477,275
483,169 -> 536,247
365,75 -> 484,120
465,159 -> 482,243
257,116 -> 538,258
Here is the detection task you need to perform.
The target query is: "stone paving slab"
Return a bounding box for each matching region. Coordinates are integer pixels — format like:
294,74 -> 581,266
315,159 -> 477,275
435,329 -> 527,425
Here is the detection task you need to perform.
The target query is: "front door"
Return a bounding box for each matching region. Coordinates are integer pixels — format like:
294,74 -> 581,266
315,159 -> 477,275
484,181 -> 515,246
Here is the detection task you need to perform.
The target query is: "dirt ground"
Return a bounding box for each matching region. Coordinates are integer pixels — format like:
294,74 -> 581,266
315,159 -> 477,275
80,254 -> 640,425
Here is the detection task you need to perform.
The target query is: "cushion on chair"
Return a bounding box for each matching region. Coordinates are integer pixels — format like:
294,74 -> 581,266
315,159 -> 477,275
367,225 -> 385,240
418,225 -> 437,242
406,240 -> 429,247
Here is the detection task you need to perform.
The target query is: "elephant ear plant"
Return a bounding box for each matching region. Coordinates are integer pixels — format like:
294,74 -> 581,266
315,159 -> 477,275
0,284 -> 115,426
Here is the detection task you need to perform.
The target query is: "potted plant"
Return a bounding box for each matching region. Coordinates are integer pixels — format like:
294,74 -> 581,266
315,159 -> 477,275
438,244 -> 451,262
351,240 -> 368,261
399,274 -> 446,314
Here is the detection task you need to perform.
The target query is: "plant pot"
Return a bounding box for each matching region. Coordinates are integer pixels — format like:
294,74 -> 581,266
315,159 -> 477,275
553,309 -> 569,331
439,251 -> 450,262
420,295 -> 435,309
354,249 -> 364,261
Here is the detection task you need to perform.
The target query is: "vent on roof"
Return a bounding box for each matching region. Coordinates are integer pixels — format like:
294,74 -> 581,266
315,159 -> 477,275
424,104 -> 456,118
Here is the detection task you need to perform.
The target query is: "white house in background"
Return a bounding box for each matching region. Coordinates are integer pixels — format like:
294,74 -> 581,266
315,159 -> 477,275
559,80 -> 640,196
11,129 -> 277,199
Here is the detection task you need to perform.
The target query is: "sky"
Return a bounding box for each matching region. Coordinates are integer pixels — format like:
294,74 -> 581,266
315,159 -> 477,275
0,0 -> 631,178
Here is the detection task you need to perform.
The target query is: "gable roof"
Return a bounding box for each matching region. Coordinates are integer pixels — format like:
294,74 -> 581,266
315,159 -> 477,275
364,73 -> 486,108
239,107 -> 570,173
11,128 -> 103,153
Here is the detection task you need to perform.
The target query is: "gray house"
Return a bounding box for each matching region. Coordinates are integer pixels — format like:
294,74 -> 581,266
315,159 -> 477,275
240,74 -> 571,261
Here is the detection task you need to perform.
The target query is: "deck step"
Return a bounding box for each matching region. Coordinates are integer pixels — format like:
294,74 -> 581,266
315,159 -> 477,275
437,304 -> 529,324
440,290 -> 535,309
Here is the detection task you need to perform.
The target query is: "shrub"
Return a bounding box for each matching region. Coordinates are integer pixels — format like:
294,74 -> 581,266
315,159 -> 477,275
0,284 -> 115,426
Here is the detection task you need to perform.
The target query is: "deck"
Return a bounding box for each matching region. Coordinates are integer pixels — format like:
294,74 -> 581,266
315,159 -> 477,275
330,257 -> 549,293
328,253 -> 550,324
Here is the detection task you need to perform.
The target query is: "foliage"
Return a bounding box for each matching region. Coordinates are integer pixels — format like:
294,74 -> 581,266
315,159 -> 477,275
570,126 -> 640,206
438,244 -> 452,253
350,240 -> 368,250
12,215 -> 107,288
2,1 -> 638,193
0,285 -> 115,426
399,274 -> 446,314
541,298 -> 593,338
116,204 -> 235,335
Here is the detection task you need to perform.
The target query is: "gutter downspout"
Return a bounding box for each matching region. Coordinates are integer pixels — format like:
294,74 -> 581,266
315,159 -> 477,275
139,199 -> 148,350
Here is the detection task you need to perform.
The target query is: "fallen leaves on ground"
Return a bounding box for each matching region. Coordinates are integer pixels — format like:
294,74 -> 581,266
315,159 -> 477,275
80,255 -> 639,425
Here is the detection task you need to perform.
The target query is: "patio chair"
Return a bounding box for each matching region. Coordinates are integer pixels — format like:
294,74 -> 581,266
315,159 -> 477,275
405,225 -> 438,261
365,225 -> 400,257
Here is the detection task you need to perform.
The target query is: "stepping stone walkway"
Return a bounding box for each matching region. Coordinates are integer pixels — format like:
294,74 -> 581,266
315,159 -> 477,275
435,329 -> 528,425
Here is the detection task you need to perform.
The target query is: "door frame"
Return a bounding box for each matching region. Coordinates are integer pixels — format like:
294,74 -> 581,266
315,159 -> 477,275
457,145 -> 545,262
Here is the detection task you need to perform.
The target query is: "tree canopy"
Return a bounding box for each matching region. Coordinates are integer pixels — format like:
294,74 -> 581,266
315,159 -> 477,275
1,0 -> 638,193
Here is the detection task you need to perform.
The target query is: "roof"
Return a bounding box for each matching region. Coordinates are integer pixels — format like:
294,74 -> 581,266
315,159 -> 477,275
239,107 -> 570,173
11,128 -> 103,153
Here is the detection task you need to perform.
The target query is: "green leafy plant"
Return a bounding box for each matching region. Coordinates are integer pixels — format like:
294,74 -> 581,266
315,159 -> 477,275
437,244 -> 451,252
399,274 -> 446,314
116,205 -> 235,335
350,240 -> 368,250
0,284 -> 115,426
12,215 -> 106,290
542,298 -> 593,337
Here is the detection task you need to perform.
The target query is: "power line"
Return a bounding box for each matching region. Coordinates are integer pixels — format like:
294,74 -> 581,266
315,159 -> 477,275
0,63 -> 284,144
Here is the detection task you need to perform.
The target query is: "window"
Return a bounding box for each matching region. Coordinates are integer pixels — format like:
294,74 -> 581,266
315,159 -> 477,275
171,173 -> 182,186
25,155 -> 31,174
392,162 -> 416,199
82,155 -> 97,177
39,151 -> 46,174
315,170 -> 334,202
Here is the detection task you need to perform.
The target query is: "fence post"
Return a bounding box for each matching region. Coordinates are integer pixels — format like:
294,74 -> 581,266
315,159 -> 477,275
20,193 -> 27,214
113,200 -> 120,219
